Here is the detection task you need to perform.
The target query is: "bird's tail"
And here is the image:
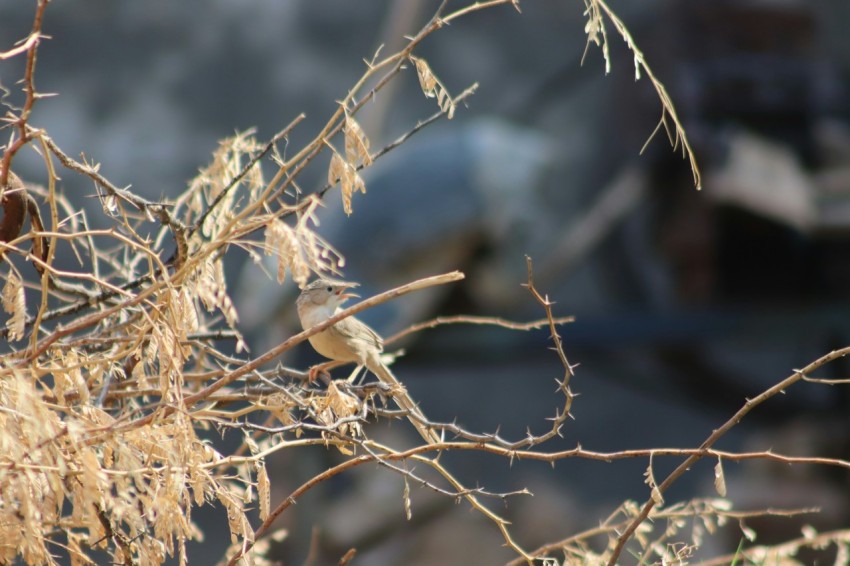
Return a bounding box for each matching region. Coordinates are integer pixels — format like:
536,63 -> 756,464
366,356 -> 527,558
367,357 -> 441,445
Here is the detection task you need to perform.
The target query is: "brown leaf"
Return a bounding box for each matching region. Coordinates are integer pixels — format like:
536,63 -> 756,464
344,115 -> 372,167
409,55 -> 456,119
643,460 -> 663,506
714,459 -> 727,497
410,55 -> 438,97
403,477 -> 412,521
328,151 -> 345,186
328,150 -> 366,216
2,270 -> 26,341
256,461 -> 270,521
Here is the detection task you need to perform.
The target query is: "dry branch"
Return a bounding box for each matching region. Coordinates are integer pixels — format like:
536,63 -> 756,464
605,346 -> 850,565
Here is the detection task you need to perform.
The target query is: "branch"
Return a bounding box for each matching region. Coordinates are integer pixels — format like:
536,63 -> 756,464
115,271 -> 465,430
385,312 -> 574,345
36,131 -> 185,231
0,0 -> 49,193
188,115 -> 305,238
583,0 -> 701,189
606,346 -> 850,565
511,503 -> 822,566
311,83 -> 479,203
224,435 -> 529,566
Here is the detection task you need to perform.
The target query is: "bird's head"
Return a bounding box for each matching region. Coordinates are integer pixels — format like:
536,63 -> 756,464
296,278 -> 360,311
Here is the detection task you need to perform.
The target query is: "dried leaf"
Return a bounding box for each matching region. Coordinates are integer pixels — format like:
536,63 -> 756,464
327,381 -> 361,430
197,260 -> 239,327
714,459 -> 727,497
181,287 -> 200,333
328,150 -> 366,216
403,477 -> 412,520
409,55 -> 456,119
328,151 -> 345,187
267,220 -> 304,285
244,434 -> 260,456
264,212 -> 342,287
691,521 -> 704,547
104,194 -> 118,215
182,129 -> 265,238
344,114 -> 372,167
257,462 -> 270,521
411,55 -> 438,97
644,461 -> 663,505
312,382 -> 363,454
341,168 -> 366,217
2,270 -> 26,341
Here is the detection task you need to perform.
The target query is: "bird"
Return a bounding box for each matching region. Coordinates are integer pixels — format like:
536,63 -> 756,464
295,278 -> 439,444
295,278 -> 528,558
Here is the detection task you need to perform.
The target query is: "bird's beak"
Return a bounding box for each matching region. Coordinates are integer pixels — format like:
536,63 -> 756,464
335,282 -> 359,300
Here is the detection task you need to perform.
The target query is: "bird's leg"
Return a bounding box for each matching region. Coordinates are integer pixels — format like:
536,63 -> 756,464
346,365 -> 367,384
307,360 -> 339,383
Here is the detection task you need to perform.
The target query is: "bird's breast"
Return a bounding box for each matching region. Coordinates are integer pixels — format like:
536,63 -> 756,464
298,304 -> 359,363
307,329 -> 358,363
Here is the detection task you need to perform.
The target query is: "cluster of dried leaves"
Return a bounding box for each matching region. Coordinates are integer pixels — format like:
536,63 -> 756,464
0,2 -> 512,563
1,1 -> 848,565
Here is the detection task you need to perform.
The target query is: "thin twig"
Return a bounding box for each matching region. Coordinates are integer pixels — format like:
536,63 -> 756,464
385,312 -> 574,345
36,131 -> 185,231
0,0 -> 49,192
584,0 -> 701,189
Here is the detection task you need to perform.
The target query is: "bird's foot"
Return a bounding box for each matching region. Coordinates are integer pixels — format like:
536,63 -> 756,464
307,366 -> 331,383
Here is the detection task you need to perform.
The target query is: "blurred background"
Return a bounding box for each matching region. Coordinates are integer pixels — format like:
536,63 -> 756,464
3,0 -> 850,563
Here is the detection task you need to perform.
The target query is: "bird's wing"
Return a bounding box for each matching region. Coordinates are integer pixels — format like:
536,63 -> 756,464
330,317 -> 384,353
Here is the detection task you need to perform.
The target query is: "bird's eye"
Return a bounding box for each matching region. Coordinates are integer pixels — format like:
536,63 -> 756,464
326,286 -> 333,293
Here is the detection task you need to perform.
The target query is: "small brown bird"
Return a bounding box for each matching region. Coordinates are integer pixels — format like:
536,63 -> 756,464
296,278 -> 438,443
296,279 -> 522,553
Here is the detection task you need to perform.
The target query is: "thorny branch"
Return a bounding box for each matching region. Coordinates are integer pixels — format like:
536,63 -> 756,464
114,271 -> 466,429
221,376 -> 529,566
309,83 -> 480,203
35,131 -> 185,231
0,82 -> 473,342
385,311 -> 574,345
205,422 -> 850,479
0,0 -> 49,192
509,502 -> 823,566
215,263 -> 850,564
605,346 -> 850,565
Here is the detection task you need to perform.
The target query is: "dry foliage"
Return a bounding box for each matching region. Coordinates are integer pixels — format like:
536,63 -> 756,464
0,1 -> 846,565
